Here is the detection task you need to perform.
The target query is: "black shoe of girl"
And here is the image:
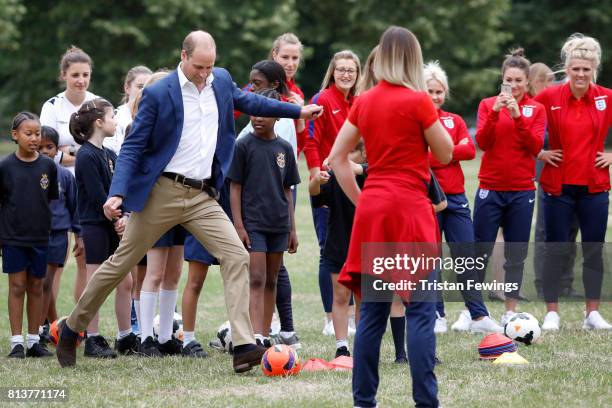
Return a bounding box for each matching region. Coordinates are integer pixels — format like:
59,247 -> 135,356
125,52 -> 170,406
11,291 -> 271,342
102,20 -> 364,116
84,335 -> 117,359
26,342 -> 53,358
394,356 -> 408,364
8,344 -> 25,359
138,336 -> 163,357
255,338 -> 273,348
39,324 -> 51,345
335,346 -> 351,358
182,341 -> 209,358
114,332 -> 139,355
158,336 -> 183,356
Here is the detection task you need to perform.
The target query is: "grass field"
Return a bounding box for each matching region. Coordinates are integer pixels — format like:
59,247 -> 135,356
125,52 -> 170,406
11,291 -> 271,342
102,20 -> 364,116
0,140 -> 610,407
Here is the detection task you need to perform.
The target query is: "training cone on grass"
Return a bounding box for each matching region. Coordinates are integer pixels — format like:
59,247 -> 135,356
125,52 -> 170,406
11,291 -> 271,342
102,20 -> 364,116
493,352 -> 529,365
478,333 -> 517,360
329,355 -> 353,370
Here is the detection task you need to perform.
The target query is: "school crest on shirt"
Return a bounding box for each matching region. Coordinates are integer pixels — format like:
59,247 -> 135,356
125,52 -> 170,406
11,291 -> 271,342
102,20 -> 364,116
522,105 -> 534,118
595,96 -> 607,111
442,117 -> 455,129
478,188 -> 489,199
276,152 -> 286,169
40,174 -> 49,190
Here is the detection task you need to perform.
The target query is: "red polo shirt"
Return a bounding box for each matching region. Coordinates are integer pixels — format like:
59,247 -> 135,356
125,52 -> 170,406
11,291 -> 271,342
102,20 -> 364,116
304,85 -> 355,169
429,110 -> 475,194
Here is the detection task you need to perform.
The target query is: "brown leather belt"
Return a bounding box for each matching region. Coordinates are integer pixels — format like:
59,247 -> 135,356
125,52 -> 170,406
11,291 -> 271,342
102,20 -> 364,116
162,172 -> 217,199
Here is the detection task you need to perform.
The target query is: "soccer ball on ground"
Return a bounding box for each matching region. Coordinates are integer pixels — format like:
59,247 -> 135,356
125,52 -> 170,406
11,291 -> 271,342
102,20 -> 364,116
153,312 -> 184,342
261,344 -> 301,377
49,317 -> 86,346
504,312 -> 541,345
216,320 -> 233,353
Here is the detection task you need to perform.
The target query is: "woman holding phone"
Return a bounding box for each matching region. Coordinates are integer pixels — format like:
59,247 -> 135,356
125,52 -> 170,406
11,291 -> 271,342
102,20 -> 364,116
473,49 -> 546,324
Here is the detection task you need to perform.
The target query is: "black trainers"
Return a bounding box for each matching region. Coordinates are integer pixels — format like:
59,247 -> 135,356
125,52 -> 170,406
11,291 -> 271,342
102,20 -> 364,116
84,335 -> 117,359
255,337 -> 272,348
114,332 -> 139,355
182,341 -> 209,358
138,336 -> 162,357
158,336 -> 183,356
335,346 -> 351,358
39,324 -> 51,346
8,344 -> 25,359
26,342 -> 53,358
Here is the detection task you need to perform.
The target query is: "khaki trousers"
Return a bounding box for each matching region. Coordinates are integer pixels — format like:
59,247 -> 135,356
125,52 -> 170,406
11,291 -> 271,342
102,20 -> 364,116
67,177 -> 254,346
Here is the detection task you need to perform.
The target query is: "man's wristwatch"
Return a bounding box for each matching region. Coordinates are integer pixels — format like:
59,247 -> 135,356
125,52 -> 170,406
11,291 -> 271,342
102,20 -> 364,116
68,145 -> 77,156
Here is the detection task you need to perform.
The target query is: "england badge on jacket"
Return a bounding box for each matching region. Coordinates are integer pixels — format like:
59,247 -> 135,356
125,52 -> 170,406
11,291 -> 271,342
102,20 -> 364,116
522,105 -> 534,118
595,96 -> 607,111
443,117 -> 454,129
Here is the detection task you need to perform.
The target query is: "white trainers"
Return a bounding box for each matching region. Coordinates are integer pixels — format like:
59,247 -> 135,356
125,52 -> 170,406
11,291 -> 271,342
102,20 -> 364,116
434,312 -> 447,333
542,311 -> 560,331
451,310 -> 471,331
583,311 -> 612,330
500,310 -> 516,326
348,316 -> 357,337
322,318 -> 335,336
470,316 -> 504,333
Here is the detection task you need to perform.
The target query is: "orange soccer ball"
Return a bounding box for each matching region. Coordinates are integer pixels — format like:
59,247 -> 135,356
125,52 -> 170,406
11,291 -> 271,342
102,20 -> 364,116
49,317 -> 86,346
261,344 -> 301,377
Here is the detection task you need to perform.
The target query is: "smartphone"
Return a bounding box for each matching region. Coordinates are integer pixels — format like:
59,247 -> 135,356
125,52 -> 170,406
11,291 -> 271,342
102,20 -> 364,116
501,83 -> 512,94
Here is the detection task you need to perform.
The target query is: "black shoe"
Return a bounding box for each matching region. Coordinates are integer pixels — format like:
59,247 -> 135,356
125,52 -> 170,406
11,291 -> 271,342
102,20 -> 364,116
394,356 -> 408,364
138,336 -> 163,357
114,332 -> 139,355
8,344 -> 25,359
335,346 -> 351,358
182,341 -> 209,358
255,337 -> 272,348
39,324 -> 51,345
26,342 -> 53,358
56,320 -> 78,367
84,335 -> 117,359
233,344 -> 267,373
158,336 -> 183,356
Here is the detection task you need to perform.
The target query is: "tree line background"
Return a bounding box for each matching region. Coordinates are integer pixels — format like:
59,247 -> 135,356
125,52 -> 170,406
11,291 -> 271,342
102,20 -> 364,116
0,0 -> 610,130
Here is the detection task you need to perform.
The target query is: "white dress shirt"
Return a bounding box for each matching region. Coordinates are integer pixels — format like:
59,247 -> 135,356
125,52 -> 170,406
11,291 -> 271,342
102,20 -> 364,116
164,64 -> 219,180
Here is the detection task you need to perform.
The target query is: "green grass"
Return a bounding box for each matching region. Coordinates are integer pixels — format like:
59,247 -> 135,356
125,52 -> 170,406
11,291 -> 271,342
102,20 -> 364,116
0,152 -> 610,407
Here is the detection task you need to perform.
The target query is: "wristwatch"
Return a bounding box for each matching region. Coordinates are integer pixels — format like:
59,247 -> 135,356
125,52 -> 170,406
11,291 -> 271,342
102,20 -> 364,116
68,145 -> 77,156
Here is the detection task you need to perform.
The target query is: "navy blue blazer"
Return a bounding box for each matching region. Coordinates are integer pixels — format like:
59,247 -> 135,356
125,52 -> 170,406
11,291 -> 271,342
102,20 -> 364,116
110,67 -> 302,212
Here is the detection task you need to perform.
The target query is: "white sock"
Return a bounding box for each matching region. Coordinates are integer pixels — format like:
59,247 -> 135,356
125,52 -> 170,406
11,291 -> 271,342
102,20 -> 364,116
27,333 -> 39,349
158,288 -> 177,344
279,331 -> 295,339
117,329 -> 132,340
336,339 -> 348,349
140,291 -> 158,343
183,331 -> 195,346
10,335 -> 22,350
87,332 -> 100,338
134,300 -> 141,335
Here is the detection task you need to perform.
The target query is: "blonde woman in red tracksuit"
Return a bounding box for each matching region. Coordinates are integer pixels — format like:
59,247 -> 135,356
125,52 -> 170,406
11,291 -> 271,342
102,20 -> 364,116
473,49 -> 546,326
536,34 -> 612,331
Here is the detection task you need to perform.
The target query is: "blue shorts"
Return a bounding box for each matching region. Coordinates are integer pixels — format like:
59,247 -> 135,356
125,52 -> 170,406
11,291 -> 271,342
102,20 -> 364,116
2,245 -> 48,278
154,225 -> 187,248
184,234 -> 218,266
48,230 -> 69,267
320,256 -> 344,275
248,231 -> 289,253
81,222 -> 120,265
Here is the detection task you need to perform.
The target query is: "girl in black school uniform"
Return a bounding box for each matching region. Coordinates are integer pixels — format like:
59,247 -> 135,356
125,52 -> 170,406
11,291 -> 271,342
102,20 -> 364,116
228,88 -> 300,348
70,98 -> 136,358
2,112 -> 58,358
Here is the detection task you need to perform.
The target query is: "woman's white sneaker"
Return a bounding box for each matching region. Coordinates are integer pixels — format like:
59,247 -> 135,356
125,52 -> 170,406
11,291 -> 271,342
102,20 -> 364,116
542,311 -> 560,331
434,312 -> 447,334
583,311 -> 612,330
451,310 -> 472,331
470,316 -> 503,333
